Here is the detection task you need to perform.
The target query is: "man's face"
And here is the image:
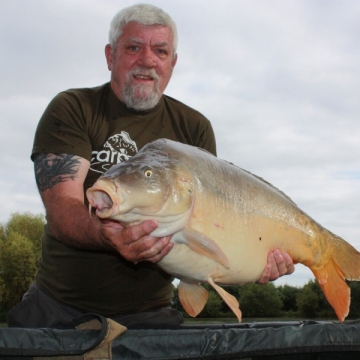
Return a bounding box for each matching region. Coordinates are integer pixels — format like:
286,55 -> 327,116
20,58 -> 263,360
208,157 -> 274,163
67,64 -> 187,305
105,22 -> 177,110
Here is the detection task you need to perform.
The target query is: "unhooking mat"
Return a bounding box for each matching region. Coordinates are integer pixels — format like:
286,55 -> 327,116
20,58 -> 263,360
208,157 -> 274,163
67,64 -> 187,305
1,314 -> 360,359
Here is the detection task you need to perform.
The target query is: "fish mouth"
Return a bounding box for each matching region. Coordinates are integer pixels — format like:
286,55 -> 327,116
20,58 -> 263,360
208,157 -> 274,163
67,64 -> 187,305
87,189 -> 113,217
86,180 -> 122,219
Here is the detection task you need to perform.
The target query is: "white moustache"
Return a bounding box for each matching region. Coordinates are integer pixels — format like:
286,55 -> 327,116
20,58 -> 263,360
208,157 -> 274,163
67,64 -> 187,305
130,68 -> 159,82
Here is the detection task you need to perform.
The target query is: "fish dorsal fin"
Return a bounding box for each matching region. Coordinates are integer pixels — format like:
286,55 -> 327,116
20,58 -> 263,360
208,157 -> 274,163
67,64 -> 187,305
207,277 -> 242,322
172,228 -> 230,269
178,281 -> 208,317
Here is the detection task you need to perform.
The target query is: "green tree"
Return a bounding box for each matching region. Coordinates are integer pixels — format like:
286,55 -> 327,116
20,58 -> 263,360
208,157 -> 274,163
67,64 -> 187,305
304,280 -> 334,317
296,281 -> 320,318
5,212 -> 44,254
0,231 -> 38,307
199,290 -> 224,318
239,283 -> 283,318
0,212 -> 44,319
348,281 -> 360,318
277,284 -> 300,313
0,223 -> 5,240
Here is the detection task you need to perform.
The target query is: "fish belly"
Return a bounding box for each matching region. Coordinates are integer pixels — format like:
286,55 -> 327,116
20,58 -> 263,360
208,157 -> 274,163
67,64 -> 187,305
159,210 -> 317,286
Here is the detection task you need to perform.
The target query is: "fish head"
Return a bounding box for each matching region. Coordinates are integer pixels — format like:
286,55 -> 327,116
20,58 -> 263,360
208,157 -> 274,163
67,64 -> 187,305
86,150 -> 195,236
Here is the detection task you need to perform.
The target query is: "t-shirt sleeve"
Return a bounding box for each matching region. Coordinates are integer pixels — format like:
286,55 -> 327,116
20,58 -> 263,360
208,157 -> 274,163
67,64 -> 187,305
31,91 -> 92,161
197,119 -> 217,156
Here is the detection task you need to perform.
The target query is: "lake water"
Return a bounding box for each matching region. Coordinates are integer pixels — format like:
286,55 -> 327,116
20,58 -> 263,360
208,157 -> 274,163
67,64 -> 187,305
184,317 -> 337,325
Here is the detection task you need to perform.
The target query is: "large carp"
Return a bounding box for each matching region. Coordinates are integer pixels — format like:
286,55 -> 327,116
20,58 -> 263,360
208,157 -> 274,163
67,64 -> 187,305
86,138 -> 360,322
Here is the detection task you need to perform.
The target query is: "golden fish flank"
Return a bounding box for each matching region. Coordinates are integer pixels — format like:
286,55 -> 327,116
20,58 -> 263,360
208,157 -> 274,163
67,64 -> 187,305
87,138 -> 360,322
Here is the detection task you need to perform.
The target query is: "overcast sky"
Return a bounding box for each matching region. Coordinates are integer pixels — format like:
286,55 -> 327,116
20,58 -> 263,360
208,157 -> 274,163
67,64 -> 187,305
1,0 -> 359,287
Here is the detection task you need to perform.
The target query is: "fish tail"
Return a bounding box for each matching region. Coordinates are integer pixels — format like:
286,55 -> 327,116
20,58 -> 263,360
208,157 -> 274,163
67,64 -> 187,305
311,232 -> 360,322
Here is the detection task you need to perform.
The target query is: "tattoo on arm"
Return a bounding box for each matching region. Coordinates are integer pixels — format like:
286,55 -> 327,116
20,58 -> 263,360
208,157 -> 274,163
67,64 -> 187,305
34,154 -> 81,191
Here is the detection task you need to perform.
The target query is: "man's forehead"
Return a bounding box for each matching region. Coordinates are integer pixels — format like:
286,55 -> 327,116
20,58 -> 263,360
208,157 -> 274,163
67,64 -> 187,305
120,22 -> 173,44
124,36 -> 170,47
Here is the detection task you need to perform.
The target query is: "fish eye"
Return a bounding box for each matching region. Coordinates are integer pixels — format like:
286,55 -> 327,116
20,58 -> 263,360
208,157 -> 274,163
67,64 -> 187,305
144,169 -> 153,178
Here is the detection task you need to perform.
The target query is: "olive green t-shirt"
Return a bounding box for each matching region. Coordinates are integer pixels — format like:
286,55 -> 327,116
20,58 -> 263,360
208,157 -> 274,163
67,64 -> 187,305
32,82 -> 216,316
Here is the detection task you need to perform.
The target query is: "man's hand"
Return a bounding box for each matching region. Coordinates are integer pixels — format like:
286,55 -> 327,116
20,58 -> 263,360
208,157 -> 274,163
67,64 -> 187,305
257,249 -> 295,284
100,219 -> 173,263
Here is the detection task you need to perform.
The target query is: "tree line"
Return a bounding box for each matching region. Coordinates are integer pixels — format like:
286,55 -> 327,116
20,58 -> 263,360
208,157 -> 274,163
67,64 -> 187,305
172,281 -> 360,320
1,212 -> 360,322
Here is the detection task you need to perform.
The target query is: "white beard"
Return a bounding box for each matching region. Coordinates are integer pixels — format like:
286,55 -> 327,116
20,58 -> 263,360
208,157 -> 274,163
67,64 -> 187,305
123,68 -> 161,111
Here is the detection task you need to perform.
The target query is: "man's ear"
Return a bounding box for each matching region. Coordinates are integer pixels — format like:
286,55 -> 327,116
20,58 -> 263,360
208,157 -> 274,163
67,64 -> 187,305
105,44 -> 113,71
172,53 -> 178,68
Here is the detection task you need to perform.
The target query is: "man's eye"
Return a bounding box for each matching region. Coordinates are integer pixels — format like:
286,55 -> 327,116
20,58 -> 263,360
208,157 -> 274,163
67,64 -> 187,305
128,46 -> 139,51
156,49 -> 167,56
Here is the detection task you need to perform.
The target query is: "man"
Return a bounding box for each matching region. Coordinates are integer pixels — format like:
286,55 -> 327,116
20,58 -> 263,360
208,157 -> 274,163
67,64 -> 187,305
7,4 -> 294,330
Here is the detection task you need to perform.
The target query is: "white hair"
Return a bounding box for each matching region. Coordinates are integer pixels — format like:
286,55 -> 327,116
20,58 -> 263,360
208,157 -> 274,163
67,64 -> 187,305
109,4 -> 178,53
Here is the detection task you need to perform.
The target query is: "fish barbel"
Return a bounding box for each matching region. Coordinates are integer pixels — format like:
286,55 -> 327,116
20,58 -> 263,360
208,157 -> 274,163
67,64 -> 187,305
86,139 -> 360,322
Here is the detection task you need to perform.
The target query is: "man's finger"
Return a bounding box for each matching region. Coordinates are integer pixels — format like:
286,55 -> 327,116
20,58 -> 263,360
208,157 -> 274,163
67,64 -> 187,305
283,253 -> 295,274
272,249 -> 286,278
137,236 -> 172,262
257,251 -> 277,284
122,220 -> 158,244
256,263 -> 271,284
145,238 -> 173,263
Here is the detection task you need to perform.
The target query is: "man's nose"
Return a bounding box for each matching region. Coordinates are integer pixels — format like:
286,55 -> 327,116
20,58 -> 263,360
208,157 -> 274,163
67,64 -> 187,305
138,47 -> 156,67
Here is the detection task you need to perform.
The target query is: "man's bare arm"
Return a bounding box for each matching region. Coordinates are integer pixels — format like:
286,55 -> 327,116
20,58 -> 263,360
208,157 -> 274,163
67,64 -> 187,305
34,153 -> 108,249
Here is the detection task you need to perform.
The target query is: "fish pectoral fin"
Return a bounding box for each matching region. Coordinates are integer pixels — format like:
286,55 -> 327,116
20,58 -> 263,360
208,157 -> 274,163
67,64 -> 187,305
173,228 -> 230,269
208,277 -> 242,322
178,281 -> 208,318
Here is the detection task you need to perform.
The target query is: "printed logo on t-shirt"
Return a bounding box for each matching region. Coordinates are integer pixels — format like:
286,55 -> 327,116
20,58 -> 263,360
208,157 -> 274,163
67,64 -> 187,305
90,131 -> 138,174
